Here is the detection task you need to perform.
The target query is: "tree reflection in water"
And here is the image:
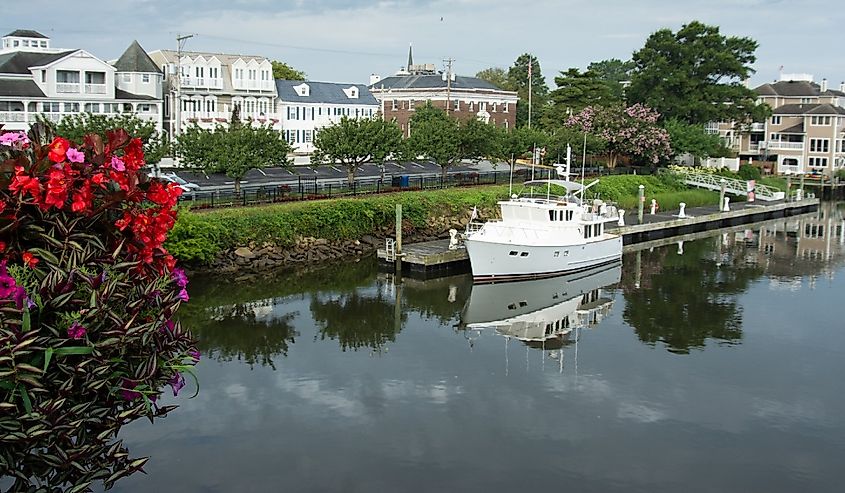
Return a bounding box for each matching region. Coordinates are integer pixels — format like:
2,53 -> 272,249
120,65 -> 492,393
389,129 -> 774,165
311,284 -> 406,352
620,238 -> 763,354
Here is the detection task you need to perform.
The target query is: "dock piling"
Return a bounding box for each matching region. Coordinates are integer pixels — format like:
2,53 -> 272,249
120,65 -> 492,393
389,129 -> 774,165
638,185 -> 645,224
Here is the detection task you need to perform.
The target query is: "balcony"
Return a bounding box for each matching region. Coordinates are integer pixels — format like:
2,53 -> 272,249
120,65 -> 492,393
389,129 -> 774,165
181,77 -> 223,89
750,122 -> 765,132
232,80 -> 275,91
765,141 -> 804,150
56,83 -> 80,93
0,112 -> 26,122
84,84 -> 107,95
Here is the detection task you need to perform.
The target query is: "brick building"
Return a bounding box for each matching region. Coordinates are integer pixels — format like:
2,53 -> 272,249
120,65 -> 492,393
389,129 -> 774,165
368,47 -> 518,137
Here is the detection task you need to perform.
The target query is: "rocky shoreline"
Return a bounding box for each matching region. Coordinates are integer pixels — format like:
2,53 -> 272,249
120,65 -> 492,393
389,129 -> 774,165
198,210 -> 490,278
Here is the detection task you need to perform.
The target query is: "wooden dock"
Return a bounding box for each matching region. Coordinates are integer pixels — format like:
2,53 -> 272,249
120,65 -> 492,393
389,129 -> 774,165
377,199 -> 820,275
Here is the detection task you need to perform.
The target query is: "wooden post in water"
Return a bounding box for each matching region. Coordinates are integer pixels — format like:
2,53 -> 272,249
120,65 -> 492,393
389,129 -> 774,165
637,185 -> 645,224
395,204 -> 403,272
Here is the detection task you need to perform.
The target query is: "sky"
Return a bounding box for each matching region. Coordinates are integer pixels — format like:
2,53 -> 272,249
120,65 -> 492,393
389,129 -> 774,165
4,0 -> 843,88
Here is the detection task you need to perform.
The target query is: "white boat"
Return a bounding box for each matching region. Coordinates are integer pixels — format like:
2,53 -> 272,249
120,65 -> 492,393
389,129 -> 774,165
460,262 -> 620,348
464,176 -> 623,283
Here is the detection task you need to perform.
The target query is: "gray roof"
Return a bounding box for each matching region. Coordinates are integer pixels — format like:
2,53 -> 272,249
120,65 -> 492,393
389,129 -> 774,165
778,123 -> 805,134
115,88 -> 158,101
4,30 -> 48,39
276,80 -> 378,105
113,41 -> 161,74
0,50 -> 75,74
0,78 -> 46,97
772,103 -> 845,116
371,74 -> 506,92
756,80 -> 845,98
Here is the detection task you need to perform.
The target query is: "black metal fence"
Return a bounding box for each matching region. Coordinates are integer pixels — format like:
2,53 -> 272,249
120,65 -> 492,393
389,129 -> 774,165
175,165 -> 653,210
177,168 -> 532,209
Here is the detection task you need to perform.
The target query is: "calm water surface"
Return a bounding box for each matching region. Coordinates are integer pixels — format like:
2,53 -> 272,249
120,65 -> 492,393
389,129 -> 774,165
115,205 -> 845,493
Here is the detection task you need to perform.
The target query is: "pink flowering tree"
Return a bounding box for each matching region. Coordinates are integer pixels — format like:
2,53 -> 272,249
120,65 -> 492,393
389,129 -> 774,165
566,103 -> 672,168
0,124 -> 198,490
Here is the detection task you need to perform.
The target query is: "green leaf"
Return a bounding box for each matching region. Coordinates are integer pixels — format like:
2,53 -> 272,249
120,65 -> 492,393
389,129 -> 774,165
20,387 -> 32,413
22,309 -> 31,332
43,348 -> 53,372
54,346 -> 95,357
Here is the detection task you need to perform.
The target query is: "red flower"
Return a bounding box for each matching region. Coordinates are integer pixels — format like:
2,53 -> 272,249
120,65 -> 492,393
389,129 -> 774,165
0,242 -> 6,253
0,200 -> 6,213
22,252 -> 39,268
47,137 -> 70,163
9,167 -> 42,199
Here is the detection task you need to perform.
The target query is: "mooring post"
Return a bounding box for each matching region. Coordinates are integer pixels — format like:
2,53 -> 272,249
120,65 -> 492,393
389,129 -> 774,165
786,175 -> 792,202
395,204 -> 403,272
637,185 -> 645,224
719,179 -> 726,211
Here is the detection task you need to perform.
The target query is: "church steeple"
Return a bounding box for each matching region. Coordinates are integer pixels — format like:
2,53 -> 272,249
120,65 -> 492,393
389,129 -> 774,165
407,43 -> 413,72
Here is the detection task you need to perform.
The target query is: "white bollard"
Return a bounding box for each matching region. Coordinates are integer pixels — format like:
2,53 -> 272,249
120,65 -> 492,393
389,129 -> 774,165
650,199 -> 658,215
678,202 -> 687,219
723,197 -> 731,212
448,228 -> 458,250
617,209 -> 625,226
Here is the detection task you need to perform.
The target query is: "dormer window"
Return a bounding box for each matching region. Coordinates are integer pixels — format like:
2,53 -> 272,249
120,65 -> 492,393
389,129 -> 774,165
342,86 -> 359,99
294,83 -> 310,97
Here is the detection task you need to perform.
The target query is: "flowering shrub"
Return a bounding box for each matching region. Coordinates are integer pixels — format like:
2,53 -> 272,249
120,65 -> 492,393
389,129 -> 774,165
0,124 -> 198,490
566,103 -> 672,168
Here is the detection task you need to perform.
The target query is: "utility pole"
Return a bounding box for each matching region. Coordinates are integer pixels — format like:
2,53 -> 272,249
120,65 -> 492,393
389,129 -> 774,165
443,58 -> 454,115
527,56 -> 533,129
174,33 -> 194,142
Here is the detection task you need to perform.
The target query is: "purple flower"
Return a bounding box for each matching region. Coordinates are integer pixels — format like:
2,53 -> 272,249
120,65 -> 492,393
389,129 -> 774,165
0,266 -> 17,299
109,156 -> 125,172
67,321 -> 87,339
177,288 -> 189,302
171,267 -> 188,288
188,349 -> 201,362
66,147 -> 85,163
120,378 -> 142,401
0,131 -> 29,149
168,372 -> 186,396
13,286 -> 27,310
159,319 -> 175,333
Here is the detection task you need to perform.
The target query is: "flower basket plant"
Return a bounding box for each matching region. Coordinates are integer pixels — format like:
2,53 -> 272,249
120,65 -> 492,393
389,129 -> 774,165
0,124 -> 198,491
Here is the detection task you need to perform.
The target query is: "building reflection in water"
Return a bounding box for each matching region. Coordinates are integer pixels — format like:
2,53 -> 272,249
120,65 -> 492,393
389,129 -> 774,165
622,202 -> 844,354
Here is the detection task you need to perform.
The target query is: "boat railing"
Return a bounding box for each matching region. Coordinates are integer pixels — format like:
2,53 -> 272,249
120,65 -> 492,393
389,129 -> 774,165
465,222 -> 485,235
581,203 -> 620,222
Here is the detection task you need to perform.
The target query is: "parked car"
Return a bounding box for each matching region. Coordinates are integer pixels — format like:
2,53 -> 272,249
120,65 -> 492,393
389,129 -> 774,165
149,172 -> 201,192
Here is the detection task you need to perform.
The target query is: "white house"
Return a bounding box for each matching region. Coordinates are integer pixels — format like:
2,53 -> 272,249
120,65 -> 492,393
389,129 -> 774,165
0,30 -> 163,133
147,49 -> 279,139
276,80 -> 379,153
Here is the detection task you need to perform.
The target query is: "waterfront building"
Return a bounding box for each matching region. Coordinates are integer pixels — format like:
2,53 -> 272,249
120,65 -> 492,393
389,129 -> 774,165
276,80 -> 379,154
147,49 -> 279,139
0,30 -> 163,132
715,74 -> 845,176
368,46 -> 518,137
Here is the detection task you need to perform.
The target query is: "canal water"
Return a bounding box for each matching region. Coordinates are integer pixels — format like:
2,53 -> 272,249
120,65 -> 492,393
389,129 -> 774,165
115,204 -> 845,493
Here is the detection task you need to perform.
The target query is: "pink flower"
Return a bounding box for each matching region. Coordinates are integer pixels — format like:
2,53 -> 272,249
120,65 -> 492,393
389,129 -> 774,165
109,156 -> 126,172
67,321 -> 87,339
66,147 -> 85,163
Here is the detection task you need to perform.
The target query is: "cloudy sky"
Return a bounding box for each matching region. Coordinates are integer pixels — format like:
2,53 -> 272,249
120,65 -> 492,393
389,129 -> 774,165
4,0 -> 843,88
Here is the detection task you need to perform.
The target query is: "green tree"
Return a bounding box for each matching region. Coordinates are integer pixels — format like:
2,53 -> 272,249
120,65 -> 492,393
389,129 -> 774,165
312,116 -> 402,184
493,125 -> 548,169
663,118 -> 732,159
177,121 -> 292,193
406,102 -> 499,178
627,20 -> 769,124
271,60 -> 306,80
475,67 -> 512,90
52,112 -> 169,164
507,53 -> 549,128
544,68 -> 619,128
587,58 -> 634,100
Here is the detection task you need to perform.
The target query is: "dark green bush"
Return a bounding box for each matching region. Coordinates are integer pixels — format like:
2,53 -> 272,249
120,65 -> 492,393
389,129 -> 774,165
738,164 -> 762,182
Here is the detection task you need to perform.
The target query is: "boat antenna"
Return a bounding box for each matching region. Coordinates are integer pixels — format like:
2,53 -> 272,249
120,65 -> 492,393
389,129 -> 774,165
581,132 -> 587,188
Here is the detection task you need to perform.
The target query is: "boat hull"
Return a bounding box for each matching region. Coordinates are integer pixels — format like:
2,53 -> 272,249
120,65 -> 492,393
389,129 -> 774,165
464,234 -> 622,283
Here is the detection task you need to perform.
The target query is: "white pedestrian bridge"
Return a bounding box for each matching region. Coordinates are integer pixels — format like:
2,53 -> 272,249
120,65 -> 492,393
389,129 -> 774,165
674,170 -> 786,201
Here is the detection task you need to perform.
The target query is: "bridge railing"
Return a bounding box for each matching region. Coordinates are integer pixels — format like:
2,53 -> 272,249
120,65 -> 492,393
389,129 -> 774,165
672,170 -> 785,201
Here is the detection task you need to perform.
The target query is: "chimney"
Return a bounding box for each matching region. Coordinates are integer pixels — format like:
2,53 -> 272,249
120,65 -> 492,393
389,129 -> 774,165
369,74 -> 381,86
840,81 -> 845,93
821,78 -> 828,92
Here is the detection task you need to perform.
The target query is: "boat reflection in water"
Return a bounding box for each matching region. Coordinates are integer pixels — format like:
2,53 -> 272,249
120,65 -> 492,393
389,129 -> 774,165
460,262 -> 621,351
